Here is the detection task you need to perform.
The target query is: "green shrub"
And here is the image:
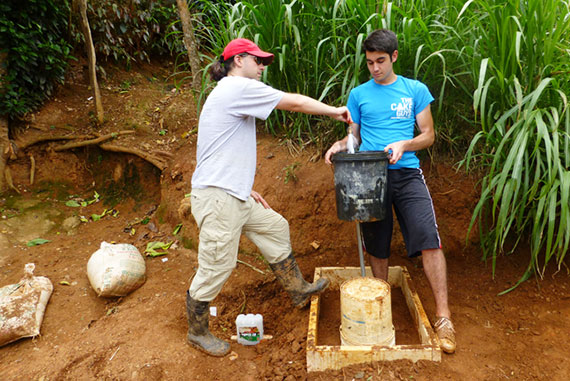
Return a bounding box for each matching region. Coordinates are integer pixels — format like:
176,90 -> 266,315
0,0 -> 72,118
70,0 -> 185,66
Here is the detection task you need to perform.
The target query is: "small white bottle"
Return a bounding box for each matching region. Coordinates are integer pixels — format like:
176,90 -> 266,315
235,314 -> 263,345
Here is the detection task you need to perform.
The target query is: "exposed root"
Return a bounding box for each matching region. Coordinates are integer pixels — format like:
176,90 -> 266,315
4,166 -> 20,194
15,135 -> 89,150
236,259 -> 266,275
5,141 -> 18,160
4,130 -> 170,193
99,143 -> 168,171
48,130 -> 169,170
29,155 -> 35,185
53,131 -> 135,151
152,150 -> 175,158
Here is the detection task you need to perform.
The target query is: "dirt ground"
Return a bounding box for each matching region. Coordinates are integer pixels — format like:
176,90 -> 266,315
1,61 -> 569,381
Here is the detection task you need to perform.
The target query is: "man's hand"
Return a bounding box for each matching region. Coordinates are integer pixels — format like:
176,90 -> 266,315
325,140 -> 346,165
384,140 -> 407,164
334,106 -> 352,124
325,122 -> 361,164
178,197 -> 192,219
383,105 -> 434,165
251,190 -> 271,209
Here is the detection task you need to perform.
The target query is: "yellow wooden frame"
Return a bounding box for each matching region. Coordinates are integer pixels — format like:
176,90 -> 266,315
306,266 -> 441,372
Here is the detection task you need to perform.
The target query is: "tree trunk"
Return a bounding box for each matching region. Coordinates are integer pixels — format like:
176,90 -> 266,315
78,0 -> 104,124
0,51 -> 9,193
0,120 -> 8,194
176,0 -> 202,93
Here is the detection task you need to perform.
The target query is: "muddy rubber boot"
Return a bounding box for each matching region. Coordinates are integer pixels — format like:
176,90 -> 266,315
269,253 -> 330,308
186,291 -> 230,357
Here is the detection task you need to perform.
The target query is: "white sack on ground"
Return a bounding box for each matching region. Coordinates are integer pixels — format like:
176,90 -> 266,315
0,263 -> 53,347
87,241 -> 146,297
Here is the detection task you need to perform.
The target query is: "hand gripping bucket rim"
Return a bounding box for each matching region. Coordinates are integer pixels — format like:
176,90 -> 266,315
332,151 -> 390,162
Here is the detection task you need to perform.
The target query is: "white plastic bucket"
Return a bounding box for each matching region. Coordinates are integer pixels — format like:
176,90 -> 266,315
340,277 -> 395,346
235,314 -> 263,345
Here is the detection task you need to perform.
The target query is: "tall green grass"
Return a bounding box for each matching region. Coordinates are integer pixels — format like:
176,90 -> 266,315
462,78 -> 570,291
458,0 -> 570,289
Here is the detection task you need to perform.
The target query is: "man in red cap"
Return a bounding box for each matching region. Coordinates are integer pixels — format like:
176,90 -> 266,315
182,38 -> 351,356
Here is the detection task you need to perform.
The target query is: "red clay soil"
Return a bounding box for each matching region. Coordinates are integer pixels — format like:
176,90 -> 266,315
1,62 -> 569,380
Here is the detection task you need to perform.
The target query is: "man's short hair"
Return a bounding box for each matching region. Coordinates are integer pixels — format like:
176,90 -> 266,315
363,29 -> 398,56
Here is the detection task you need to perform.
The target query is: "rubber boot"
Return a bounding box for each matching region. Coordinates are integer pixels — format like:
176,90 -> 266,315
269,253 -> 330,308
186,291 -> 230,357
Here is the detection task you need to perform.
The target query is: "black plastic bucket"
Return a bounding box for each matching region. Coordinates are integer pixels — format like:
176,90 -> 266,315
332,151 -> 389,222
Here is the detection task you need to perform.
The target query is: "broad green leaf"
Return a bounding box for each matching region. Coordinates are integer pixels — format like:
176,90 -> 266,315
27,238 -> 50,247
91,209 -> 108,222
145,241 -> 173,257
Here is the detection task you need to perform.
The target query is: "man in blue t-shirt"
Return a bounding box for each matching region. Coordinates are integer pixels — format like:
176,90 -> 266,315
325,29 -> 456,354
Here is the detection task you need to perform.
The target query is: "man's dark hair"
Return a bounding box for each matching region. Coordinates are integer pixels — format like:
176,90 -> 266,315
210,56 -> 236,81
363,29 -> 398,56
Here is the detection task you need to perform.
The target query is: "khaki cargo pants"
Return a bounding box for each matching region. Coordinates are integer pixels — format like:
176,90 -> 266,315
189,187 -> 291,301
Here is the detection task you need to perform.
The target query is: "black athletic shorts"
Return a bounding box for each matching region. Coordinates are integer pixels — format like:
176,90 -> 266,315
361,168 -> 441,259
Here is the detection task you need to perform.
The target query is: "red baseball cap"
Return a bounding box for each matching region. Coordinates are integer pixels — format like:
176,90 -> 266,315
221,38 -> 274,65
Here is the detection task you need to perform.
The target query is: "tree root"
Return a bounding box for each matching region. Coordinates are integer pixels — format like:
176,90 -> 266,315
99,143 -> 171,171
51,130 -> 171,170
53,131 -> 135,151
29,155 -> 35,185
4,166 -> 20,194
1,130 -> 171,195
15,135 -> 90,150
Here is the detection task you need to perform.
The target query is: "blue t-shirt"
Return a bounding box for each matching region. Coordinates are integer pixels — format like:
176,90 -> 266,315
347,76 -> 434,169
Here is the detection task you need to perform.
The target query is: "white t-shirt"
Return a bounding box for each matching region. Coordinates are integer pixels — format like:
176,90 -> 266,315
191,76 -> 284,200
